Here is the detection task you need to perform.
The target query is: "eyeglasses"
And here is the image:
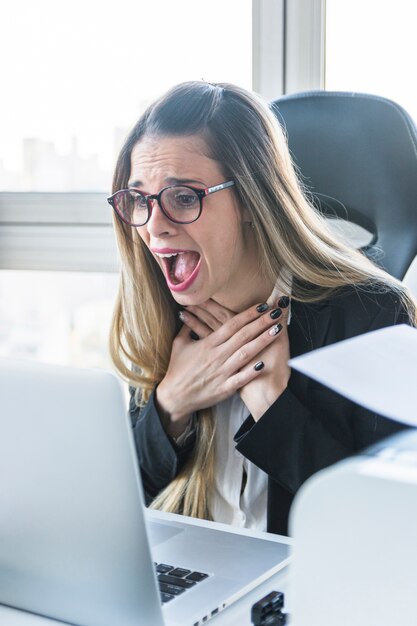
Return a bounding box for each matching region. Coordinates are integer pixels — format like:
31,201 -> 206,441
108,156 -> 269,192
107,180 -> 235,227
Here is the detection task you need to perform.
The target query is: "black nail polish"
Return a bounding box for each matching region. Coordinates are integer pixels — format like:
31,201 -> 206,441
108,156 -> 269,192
256,303 -> 269,313
270,307 -> 282,320
189,330 -> 200,341
270,323 -> 283,336
278,296 -> 290,309
254,361 -> 264,371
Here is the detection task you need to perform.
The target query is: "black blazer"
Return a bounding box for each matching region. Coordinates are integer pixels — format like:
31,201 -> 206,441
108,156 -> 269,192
130,286 -> 410,536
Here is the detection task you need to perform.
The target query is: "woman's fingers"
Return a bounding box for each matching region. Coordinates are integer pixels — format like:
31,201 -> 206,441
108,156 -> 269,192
223,319 -> 285,375
216,302 -> 288,353
179,309 -> 212,339
182,299 -> 237,337
195,299 -> 236,325
208,302 -> 268,347
163,299 -> 290,419
182,300 -> 290,373
185,304 -> 225,331
225,347 -> 274,392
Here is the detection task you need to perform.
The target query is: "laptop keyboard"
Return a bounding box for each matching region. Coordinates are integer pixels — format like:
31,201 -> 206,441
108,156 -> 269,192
154,563 -> 209,604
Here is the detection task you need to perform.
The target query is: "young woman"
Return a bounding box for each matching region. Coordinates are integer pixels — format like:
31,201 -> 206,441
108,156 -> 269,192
108,81 -> 416,536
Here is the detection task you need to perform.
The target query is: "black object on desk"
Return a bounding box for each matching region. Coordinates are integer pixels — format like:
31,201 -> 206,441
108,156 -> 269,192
251,590 -> 288,625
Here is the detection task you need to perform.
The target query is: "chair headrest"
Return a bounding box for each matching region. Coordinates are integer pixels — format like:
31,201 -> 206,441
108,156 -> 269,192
271,91 -> 417,279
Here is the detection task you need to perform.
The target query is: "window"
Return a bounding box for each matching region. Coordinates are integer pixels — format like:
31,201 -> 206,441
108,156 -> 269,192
1,0 -> 254,367
1,0 -> 252,193
0,271 -> 118,368
324,1 -> 417,256
326,0 -> 417,123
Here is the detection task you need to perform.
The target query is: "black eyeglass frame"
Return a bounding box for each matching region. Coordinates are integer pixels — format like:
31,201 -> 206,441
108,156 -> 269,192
107,180 -> 235,227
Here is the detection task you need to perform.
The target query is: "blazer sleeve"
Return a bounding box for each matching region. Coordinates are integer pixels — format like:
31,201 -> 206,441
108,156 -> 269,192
130,389 -> 196,504
234,290 -> 411,495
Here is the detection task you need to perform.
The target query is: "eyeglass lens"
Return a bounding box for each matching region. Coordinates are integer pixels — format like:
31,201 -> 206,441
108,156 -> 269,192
115,186 -> 201,225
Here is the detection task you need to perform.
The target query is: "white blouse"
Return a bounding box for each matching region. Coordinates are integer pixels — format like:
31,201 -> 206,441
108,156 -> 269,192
208,280 -> 292,531
209,393 -> 268,530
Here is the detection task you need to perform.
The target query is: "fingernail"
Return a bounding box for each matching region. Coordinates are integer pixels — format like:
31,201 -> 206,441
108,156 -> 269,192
189,330 -> 199,341
269,323 -> 283,336
256,303 -> 269,313
178,310 -> 186,322
278,296 -> 290,309
270,307 -> 282,320
254,361 -> 264,371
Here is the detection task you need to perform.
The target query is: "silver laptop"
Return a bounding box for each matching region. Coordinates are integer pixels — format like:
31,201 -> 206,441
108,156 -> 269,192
0,358 -> 290,626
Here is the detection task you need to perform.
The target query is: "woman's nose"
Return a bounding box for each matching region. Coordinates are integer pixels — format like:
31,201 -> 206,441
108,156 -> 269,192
144,199 -> 177,238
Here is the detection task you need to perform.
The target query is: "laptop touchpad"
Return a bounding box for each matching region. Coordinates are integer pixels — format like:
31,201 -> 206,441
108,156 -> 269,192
148,521 -> 184,547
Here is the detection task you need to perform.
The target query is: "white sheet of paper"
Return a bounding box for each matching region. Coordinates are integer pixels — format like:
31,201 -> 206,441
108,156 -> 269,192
289,324 -> 417,427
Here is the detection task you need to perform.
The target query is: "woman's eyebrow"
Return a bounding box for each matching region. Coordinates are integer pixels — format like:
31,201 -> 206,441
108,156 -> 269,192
128,176 -> 205,189
165,176 -> 205,186
127,179 -> 143,189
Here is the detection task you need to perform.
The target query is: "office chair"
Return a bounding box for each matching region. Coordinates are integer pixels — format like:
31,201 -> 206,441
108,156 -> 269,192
271,91 -> 417,281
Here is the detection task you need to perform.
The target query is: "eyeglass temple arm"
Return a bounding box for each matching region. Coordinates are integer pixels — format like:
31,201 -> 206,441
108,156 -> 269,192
205,180 -> 235,196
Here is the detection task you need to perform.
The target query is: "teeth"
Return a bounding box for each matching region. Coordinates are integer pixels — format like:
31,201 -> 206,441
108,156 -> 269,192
155,252 -> 184,258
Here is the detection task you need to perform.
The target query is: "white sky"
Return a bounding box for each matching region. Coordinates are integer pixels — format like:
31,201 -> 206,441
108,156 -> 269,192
326,0 -> 417,119
1,0 -> 252,171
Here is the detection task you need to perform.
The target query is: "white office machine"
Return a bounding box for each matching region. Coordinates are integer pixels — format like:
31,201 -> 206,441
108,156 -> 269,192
290,430 -> 417,626
289,324 -> 417,626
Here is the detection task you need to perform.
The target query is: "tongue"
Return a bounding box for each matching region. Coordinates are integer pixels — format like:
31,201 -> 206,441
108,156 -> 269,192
172,252 -> 200,283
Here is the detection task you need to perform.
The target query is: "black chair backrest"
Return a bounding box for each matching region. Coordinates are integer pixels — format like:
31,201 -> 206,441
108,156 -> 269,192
271,91 -> 417,280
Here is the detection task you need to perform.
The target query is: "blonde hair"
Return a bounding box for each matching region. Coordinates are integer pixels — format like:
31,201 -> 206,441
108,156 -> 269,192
109,81 -> 417,520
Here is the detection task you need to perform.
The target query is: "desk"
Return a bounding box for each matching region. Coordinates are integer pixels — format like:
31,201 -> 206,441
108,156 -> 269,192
0,568 -> 290,626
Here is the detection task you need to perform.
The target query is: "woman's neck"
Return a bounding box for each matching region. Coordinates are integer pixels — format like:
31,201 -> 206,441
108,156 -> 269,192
214,271 -> 276,314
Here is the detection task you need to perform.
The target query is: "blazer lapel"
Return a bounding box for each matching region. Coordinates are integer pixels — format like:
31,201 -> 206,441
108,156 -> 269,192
288,299 -> 333,397
289,298 -> 333,356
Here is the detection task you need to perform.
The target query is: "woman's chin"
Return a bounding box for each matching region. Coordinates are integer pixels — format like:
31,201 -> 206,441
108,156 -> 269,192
169,282 -> 210,307
167,271 -> 209,306
172,291 -> 207,307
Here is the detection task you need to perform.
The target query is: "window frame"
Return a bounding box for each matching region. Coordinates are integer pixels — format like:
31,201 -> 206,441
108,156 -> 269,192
283,0 -> 326,94
0,192 -> 117,272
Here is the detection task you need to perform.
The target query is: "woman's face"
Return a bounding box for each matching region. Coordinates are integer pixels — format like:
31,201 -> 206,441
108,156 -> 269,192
128,134 -> 263,310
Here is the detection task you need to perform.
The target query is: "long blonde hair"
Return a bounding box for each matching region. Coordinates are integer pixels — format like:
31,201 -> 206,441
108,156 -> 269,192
109,81 -> 417,520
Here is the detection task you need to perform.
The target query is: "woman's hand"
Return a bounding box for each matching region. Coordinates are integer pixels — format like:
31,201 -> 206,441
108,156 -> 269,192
155,300 -> 288,437
179,299 -> 291,422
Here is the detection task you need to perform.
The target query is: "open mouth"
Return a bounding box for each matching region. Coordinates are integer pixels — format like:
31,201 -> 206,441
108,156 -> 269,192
157,251 -> 201,288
